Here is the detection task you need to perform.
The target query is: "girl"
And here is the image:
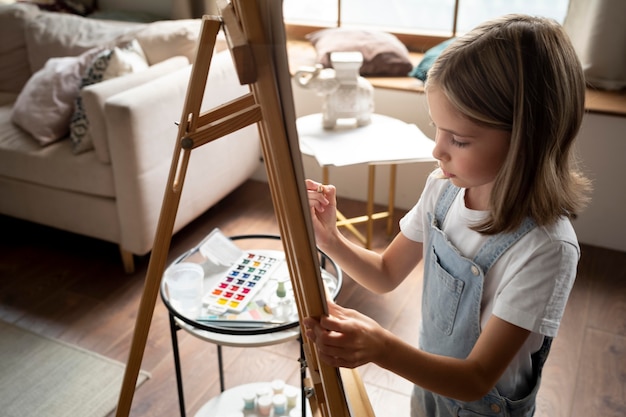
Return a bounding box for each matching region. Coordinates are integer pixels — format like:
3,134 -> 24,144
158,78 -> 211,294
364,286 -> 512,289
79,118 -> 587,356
303,14 -> 591,417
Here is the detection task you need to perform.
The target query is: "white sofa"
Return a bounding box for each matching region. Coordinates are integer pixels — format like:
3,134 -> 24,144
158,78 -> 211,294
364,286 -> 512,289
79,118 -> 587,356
0,3 -> 262,272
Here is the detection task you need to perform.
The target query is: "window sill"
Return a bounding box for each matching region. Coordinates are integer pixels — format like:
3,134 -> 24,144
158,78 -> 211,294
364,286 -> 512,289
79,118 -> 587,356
287,40 -> 626,117
584,89 -> 626,117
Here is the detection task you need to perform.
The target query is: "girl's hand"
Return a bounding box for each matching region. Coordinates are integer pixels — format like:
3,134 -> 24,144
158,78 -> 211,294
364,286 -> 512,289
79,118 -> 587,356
305,179 -> 339,249
303,300 -> 387,369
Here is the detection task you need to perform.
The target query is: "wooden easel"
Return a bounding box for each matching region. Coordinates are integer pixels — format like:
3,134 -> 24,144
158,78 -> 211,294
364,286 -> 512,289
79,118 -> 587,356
115,1 -> 375,416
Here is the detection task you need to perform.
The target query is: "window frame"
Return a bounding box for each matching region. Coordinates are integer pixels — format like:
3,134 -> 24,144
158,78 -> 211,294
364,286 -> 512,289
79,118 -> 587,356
284,0 -> 461,52
284,0 -> 569,52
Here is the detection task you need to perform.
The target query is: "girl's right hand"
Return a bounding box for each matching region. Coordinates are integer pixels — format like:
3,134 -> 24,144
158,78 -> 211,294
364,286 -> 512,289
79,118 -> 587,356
303,300 -> 388,369
305,179 -> 338,249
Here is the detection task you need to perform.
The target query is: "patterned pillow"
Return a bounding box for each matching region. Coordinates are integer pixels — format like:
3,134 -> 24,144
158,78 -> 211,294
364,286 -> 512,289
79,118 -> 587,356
70,40 -> 149,154
70,49 -> 113,154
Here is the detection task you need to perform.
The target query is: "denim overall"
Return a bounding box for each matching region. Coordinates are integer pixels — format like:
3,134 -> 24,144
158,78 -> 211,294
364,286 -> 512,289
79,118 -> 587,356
411,183 -> 552,417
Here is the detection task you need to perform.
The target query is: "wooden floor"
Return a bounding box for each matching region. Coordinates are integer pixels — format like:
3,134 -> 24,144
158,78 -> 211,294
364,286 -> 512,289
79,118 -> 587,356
0,179 -> 624,417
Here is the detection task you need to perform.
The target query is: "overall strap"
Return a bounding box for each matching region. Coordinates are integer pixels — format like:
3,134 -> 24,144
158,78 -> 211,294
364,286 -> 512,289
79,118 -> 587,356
434,181 -> 460,226
434,181 -> 537,276
473,217 -> 537,275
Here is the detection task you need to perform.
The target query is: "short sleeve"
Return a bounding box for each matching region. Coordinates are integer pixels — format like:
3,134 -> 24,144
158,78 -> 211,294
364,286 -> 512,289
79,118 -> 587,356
492,237 -> 579,337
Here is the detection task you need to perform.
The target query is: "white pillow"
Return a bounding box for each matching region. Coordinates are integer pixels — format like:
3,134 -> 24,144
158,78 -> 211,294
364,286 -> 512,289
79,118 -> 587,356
10,47 -> 102,145
135,19 -> 201,65
104,39 -> 149,80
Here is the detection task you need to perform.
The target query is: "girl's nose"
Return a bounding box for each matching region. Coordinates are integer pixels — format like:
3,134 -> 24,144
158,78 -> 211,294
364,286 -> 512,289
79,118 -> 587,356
431,133 -> 446,162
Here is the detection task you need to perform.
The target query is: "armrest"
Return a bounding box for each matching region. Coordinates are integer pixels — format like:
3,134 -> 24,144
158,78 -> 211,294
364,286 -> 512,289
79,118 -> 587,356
81,56 -> 189,163
103,50 -> 262,254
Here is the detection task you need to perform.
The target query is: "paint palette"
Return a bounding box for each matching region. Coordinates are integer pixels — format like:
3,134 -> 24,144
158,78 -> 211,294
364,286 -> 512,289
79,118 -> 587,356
202,252 -> 282,314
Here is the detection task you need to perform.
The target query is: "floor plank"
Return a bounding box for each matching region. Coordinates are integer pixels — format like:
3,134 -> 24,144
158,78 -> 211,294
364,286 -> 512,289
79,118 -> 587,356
572,330 -> 626,417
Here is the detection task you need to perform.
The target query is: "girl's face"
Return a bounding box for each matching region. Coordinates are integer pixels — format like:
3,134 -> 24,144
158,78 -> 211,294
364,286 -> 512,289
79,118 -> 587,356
427,87 -> 511,210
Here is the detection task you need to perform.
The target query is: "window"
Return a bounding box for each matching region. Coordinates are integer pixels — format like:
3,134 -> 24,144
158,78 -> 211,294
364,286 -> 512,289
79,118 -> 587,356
283,0 -> 570,51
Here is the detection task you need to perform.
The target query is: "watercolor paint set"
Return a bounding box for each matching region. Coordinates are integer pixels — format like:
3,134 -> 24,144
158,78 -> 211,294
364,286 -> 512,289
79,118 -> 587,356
202,251 -> 282,314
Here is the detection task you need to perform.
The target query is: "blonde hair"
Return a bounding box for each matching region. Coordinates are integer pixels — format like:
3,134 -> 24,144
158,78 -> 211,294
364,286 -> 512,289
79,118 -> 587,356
426,14 -> 591,234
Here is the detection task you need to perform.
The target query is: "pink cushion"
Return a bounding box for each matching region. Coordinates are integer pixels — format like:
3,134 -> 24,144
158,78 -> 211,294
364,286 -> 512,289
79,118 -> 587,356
11,47 -> 102,145
307,28 -> 414,76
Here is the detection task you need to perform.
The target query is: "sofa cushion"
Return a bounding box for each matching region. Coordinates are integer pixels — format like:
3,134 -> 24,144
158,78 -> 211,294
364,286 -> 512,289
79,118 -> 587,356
24,9 -> 143,74
0,95 -> 116,198
81,55 -> 190,163
135,19 -> 202,65
0,3 -> 40,94
11,47 -> 104,146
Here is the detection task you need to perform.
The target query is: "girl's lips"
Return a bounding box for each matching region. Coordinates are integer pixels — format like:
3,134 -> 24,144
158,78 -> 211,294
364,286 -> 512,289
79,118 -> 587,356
441,168 -> 454,178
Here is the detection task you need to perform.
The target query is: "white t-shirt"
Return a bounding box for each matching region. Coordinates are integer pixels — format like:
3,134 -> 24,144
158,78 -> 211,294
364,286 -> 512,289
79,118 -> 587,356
400,171 -> 579,399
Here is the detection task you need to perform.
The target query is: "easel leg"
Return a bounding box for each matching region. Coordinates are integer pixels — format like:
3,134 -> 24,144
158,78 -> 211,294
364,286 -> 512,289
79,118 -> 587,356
115,17 -> 223,417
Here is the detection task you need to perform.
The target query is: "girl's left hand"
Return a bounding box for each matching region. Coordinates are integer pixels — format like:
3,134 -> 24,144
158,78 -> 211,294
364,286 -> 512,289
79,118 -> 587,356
303,300 -> 387,369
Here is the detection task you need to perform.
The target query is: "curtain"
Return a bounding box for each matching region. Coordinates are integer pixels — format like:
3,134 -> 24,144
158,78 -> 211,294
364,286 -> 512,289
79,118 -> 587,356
563,0 -> 626,91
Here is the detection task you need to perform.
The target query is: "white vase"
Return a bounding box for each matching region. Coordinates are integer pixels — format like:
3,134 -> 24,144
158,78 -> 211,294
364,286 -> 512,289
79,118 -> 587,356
294,51 -> 374,129
323,51 -> 374,129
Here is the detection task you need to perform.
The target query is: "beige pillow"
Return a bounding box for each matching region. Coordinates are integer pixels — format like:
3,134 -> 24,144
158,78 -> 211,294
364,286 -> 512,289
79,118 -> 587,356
307,28 -> 414,76
135,19 -> 202,65
24,10 -> 142,73
11,47 -> 102,145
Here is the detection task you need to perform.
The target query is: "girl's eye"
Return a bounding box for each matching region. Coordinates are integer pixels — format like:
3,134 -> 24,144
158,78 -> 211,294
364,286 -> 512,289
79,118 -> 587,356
451,136 -> 469,148
432,123 -> 470,148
